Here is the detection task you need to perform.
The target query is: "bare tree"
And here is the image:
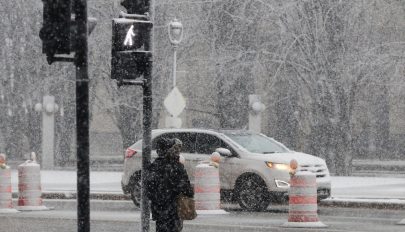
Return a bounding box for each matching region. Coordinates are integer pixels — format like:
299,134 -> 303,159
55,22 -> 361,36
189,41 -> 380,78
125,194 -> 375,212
273,0 -> 404,174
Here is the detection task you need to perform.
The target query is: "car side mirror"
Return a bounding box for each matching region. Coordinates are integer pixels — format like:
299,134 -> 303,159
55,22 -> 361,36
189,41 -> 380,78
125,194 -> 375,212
215,148 -> 233,157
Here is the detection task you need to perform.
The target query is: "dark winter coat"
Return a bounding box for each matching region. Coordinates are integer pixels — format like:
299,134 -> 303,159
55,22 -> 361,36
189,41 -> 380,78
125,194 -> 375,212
146,156 -> 194,222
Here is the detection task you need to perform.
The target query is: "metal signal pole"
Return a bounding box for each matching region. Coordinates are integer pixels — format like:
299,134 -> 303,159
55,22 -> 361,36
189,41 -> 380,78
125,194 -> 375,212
142,52 -> 152,232
113,1 -> 154,231
39,0 -> 92,231
141,2 -> 153,231
74,1 -> 90,231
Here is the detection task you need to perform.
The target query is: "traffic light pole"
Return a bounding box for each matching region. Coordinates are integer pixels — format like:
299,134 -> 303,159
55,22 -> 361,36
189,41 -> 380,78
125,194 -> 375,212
141,55 -> 152,232
115,1 -> 154,231
39,0 -> 92,231
74,1 -> 90,232
141,3 -> 153,232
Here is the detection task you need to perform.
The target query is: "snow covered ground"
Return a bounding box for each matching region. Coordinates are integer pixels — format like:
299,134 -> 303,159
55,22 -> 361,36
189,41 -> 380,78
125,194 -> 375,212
332,176 -> 405,199
10,170 -> 122,194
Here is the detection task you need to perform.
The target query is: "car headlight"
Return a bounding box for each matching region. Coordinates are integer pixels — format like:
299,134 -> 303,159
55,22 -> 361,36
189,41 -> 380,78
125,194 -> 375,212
265,162 -> 290,171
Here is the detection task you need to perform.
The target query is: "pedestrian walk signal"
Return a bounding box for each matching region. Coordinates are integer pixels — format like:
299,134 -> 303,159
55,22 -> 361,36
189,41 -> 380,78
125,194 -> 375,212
112,18 -> 152,52
124,25 -> 135,46
111,17 -> 152,81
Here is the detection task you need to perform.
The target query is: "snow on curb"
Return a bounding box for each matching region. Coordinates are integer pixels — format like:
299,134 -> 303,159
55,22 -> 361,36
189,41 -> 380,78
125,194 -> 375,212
196,209 -> 229,215
320,197 -> 405,209
12,191 -> 131,201
0,208 -> 20,214
281,221 -> 328,228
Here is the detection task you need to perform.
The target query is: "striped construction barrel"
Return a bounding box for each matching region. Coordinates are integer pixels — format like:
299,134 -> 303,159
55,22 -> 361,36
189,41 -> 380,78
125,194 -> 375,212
194,163 -> 221,211
282,171 -> 327,228
0,166 -> 13,209
16,161 -> 48,211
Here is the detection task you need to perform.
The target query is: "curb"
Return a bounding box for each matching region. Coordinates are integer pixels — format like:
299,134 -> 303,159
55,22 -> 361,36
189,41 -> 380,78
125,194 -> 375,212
320,199 -> 405,210
12,192 -> 131,201
11,199 -> 136,212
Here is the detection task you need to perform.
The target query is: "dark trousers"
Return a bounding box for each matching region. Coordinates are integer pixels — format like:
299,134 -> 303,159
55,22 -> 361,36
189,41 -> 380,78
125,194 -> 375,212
156,217 -> 183,232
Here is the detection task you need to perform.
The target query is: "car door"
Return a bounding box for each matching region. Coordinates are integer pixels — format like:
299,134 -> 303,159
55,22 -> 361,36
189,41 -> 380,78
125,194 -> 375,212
173,132 -> 197,183
192,133 -> 222,185
216,139 -> 239,190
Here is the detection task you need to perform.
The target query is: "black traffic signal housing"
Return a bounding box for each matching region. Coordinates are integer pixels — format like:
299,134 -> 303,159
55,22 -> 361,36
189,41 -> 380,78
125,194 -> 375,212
111,15 -> 152,84
39,1 -> 97,64
39,0 -> 72,63
120,0 -> 149,14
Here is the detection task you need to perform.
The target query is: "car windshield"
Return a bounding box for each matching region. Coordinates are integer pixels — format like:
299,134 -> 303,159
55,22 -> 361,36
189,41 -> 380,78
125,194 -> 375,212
224,133 -> 289,154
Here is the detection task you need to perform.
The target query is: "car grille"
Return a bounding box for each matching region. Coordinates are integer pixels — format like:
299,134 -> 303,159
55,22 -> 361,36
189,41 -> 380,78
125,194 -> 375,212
298,164 -> 328,178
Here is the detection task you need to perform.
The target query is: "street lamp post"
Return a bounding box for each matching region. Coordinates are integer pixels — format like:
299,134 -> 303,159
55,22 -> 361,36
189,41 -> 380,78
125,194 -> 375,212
168,18 -> 183,87
165,19 -> 185,128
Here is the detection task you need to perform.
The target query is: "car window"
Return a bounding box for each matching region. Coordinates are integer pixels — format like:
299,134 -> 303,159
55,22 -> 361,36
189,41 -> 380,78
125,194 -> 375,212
196,133 -> 222,154
175,132 -> 196,153
219,140 -> 237,155
224,133 -> 289,154
151,132 -> 196,153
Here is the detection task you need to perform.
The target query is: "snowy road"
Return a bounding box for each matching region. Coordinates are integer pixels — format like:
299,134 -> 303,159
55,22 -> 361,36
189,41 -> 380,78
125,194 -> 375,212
1,206 -> 405,232
10,170 -> 405,200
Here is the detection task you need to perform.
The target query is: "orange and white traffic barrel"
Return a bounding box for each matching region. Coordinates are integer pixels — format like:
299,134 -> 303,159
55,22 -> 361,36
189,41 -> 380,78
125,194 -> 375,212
0,153 -> 19,213
193,152 -> 227,215
282,171 -> 327,228
15,152 -> 48,211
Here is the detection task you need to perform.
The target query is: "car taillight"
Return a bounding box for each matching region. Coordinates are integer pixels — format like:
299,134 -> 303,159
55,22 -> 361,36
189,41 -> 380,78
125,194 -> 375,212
125,148 -> 137,159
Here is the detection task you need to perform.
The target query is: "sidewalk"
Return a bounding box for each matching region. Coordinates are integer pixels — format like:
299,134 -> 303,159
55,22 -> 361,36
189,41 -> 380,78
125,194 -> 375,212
323,176 -> 405,209
9,169 -> 405,209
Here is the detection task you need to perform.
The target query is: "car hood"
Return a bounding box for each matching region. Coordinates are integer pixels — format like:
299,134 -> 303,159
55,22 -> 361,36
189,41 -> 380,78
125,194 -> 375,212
245,151 -> 326,165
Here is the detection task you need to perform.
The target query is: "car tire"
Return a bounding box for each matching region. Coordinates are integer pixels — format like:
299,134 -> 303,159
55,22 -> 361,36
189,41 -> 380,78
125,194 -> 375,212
236,176 -> 270,211
129,175 -> 142,208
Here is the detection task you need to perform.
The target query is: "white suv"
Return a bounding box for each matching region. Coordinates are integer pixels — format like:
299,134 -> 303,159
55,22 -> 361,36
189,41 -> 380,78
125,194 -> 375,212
121,128 -> 331,211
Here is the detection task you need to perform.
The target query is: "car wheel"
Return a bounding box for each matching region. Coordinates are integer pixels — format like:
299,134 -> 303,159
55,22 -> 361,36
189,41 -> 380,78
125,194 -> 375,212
129,175 -> 141,208
236,176 -> 270,211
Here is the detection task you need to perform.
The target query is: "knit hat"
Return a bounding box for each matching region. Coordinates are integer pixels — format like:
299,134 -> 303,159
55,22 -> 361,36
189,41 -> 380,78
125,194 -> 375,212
156,137 -> 176,156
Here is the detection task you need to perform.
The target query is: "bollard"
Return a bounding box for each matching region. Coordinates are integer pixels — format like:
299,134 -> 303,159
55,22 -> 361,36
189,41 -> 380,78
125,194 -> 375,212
282,171 -> 327,228
16,152 -> 49,211
0,153 -> 19,213
193,152 -> 227,215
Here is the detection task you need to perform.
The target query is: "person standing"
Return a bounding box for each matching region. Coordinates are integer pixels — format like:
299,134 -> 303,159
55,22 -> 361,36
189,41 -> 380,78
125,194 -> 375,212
146,138 -> 194,232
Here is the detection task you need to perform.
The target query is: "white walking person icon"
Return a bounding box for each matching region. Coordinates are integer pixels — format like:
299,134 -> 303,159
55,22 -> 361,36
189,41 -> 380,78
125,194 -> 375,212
123,25 -> 135,46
